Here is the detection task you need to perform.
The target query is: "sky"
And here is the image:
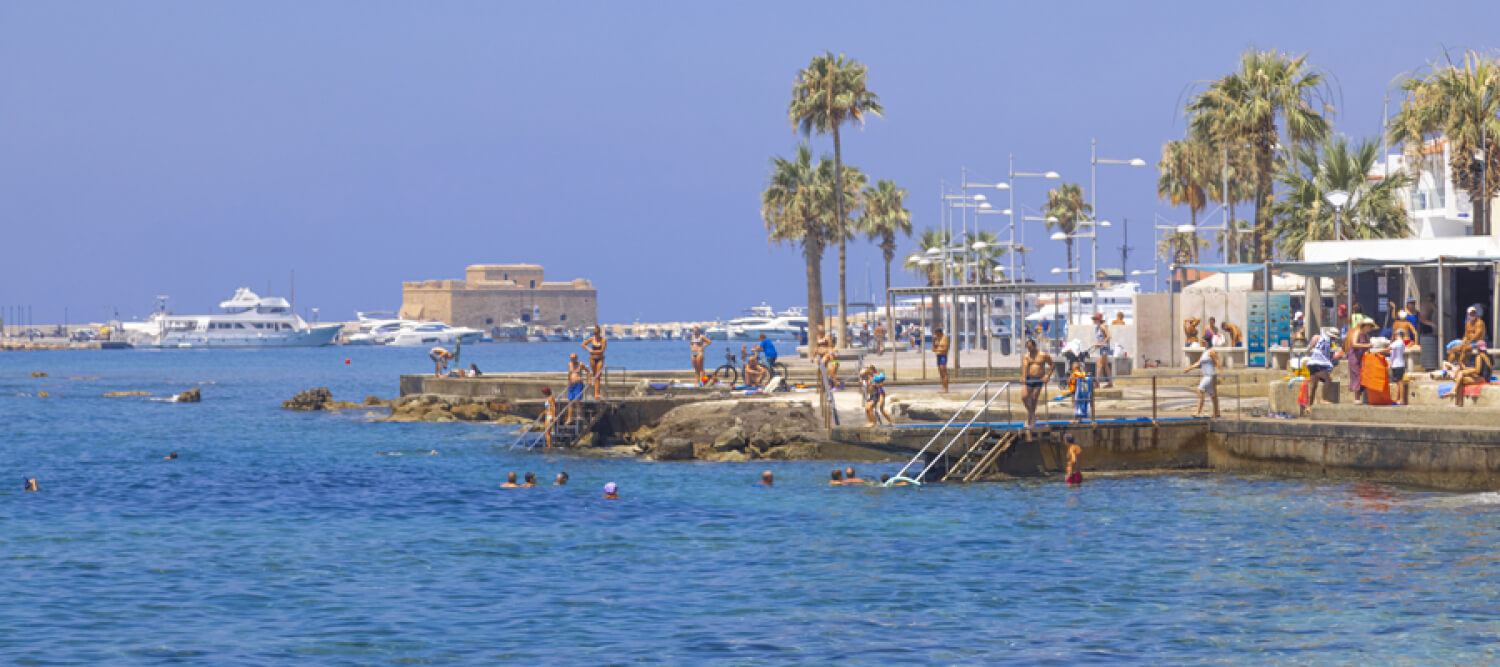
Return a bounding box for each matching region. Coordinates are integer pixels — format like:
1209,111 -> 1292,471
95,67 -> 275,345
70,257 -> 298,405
2,1 -> 1497,325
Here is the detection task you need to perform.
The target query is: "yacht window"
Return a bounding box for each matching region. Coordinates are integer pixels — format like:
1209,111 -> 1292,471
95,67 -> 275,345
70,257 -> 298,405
521,314 -> 531,323
560,314 -> 567,321
485,318 -> 494,325
234,323 -> 246,329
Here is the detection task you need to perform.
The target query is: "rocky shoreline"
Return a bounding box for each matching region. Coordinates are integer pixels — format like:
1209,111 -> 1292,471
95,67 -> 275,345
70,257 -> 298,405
281,387 -> 859,462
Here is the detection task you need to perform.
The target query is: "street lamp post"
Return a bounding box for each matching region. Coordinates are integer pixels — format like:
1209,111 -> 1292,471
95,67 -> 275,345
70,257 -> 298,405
1325,189 -> 1350,241
1090,138 -> 1147,321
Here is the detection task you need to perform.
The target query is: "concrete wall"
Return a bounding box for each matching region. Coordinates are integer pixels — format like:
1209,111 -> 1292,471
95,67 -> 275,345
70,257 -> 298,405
1134,293 -> 1175,366
1211,419 -> 1500,491
994,423 -> 1209,476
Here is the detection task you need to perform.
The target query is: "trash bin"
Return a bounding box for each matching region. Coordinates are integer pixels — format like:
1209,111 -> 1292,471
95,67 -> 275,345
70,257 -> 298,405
1000,337 -> 1012,356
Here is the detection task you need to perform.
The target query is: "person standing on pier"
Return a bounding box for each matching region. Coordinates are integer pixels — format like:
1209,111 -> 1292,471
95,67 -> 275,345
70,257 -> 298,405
874,323 -> 886,355
1183,337 -> 1221,418
540,386 -> 557,450
688,327 -> 711,385
1021,339 -> 1054,428
1300,332 -> 1336,415
565,354 -> 587,425
429,346 -> 453,377
1091,312 -> 1113,389
932,327 -> 951,393
1349,319 -> 1375,405
582,325 -> 607,399
758,333 -> 778,369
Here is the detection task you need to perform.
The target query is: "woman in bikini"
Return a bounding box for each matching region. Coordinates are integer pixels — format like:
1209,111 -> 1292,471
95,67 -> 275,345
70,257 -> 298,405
688,327 -> 711,385
582,325 -> 607,399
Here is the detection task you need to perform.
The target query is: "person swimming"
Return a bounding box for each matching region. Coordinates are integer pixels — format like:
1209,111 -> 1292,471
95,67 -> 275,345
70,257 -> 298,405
522,472 -> 537,487
829,469 -> 844,485
843,467 -> 865,484
500,472 -> 520,488
555,471 -> 569,486
603,482 -> 619,499
23,477 -> 39,492
760,470 -> 774,487
164,452 -> 178,460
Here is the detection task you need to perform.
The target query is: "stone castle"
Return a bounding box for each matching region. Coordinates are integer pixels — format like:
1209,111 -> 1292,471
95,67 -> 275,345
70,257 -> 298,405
399,264 -> 597,331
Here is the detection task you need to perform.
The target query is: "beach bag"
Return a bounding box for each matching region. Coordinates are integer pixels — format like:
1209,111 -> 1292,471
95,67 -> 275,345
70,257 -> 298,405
1361,352 -> 1391,405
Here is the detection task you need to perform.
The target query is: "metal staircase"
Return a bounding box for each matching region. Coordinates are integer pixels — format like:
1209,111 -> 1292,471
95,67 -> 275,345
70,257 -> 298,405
941,431 -> 1019,482
509,397 -> 613,450
885,382 -> 1010,485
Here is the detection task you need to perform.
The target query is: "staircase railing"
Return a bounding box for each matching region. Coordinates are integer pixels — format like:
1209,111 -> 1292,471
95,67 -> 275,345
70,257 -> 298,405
912,383 -> 1009,483
888,381 -> 991,482
509,392 -> 593,450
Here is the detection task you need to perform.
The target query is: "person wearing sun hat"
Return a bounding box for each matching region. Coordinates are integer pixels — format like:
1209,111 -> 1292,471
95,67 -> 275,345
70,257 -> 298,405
1463,305 -> 1486,346
1348,319 -> 1376,404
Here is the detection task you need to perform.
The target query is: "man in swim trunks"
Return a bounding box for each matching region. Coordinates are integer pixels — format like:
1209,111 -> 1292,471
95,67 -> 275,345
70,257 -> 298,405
932,327 -> 951,393
874,323 -> 886,355
500,472 -> 520,488
1021,338 -> 1054,428
582,325 -> 607,399
1064,433 -> 1083,485
745,353 -> 770,388
429,346 -> 453,377
1464,306 -> 1487,345
689,327 -> 711,385
566,354 -> 587,424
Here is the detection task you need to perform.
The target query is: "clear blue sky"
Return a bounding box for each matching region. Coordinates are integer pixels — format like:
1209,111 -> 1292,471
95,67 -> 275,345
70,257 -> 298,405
2,1 -> 1495,324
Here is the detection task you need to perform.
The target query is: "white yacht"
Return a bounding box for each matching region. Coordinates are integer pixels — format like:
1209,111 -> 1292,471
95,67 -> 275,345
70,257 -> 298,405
387,321 -> 485,347
124,289 -> 342,348
706,303 -> 784,341
344,312 -> 413,345
739,313 -> 809,341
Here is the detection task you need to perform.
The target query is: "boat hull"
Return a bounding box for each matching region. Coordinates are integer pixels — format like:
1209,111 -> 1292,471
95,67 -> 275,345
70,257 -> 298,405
138,324 -> 342,348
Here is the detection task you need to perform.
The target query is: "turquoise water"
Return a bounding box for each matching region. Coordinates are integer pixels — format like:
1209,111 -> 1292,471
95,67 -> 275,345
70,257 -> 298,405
4,343 -> 1500,663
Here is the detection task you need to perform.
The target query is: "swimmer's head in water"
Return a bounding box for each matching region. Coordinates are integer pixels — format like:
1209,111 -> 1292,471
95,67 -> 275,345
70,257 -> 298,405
24,478 -> 38,492
845,467 -> 856,478
556,472 -> 569,485
507,472 -> 518,484
166,452 -> 178,459
524,472 -> 536,485
603,482 -> 618,497
831,469 -> 843,481
761,470 -> 773,486
881,474 -> 891,483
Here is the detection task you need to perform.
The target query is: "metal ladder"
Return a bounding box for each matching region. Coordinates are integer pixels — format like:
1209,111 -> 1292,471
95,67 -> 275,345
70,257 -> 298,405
886,382 -> 1009,484
508,394 -> 610,450
941,431 -> 1019,483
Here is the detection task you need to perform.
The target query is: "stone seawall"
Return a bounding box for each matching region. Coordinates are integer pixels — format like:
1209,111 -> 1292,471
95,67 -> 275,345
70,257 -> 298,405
1210,419 -> 1500,491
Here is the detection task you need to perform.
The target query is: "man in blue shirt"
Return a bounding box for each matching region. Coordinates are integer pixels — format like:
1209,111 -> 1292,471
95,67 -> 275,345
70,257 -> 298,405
758,333 -> 778,366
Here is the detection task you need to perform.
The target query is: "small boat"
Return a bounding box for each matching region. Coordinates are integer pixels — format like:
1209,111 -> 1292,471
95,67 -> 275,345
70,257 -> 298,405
387,321 -> 485,347
489,321 -> 529,343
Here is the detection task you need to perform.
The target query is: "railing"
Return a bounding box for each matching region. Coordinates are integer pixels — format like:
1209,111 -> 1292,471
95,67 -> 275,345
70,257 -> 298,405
508,390 -> 596,450
912,383 -> 1009,483
889,381 -> 993,481
1009,371 -> 1249,425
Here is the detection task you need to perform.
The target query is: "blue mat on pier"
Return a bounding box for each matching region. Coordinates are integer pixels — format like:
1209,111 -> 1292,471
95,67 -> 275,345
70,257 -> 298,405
889,417 -> 1199,429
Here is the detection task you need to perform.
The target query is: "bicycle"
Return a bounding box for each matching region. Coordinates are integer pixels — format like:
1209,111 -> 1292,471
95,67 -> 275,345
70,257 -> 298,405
712,348 -> 740,385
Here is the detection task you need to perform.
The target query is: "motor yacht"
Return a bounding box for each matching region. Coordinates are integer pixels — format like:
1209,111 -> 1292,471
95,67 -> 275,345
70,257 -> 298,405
387,321 -> 485,347
123,289 -> 342,348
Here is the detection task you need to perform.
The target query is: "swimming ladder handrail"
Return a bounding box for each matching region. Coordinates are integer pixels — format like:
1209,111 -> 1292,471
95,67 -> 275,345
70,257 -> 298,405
891,381 -> 991,480
914,383 -> 1010,482
510,392 -> 592,450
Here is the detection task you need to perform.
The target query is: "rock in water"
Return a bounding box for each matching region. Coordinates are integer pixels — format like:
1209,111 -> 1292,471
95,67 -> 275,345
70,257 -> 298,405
176,388 -> 202,403
30,371 -> 48,378
652,438 -> 696,461
281,387 -> 332,411
450,404 -> 492,421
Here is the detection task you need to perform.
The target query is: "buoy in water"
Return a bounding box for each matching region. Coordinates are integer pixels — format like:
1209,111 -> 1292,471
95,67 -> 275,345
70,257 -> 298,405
345,358 -> 351,365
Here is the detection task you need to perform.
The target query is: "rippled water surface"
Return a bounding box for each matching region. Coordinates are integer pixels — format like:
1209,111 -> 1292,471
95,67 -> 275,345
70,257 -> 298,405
4,345 -> 1500,663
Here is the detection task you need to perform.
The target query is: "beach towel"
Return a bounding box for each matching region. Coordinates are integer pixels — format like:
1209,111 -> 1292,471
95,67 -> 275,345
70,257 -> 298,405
1296,379 -> 1310,408
1073,377 -> 1093,420
1361,352 -> 1391,406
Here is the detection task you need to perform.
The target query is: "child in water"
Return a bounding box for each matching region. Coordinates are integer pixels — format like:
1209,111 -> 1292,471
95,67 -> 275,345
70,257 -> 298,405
1064,433 -> 1083,485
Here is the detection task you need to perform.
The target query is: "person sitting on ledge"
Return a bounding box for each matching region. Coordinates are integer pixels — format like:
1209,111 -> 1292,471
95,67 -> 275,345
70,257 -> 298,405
744,353 -> 769,388
1453,342 -> 1493,407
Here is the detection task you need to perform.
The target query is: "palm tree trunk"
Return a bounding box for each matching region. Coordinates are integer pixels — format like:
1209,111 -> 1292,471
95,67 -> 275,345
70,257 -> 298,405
1228,197 -> 1237,263
832,126 -> 848,349
1066,239 -> 1074,273
883,245 -> 893,346
803,232 -> 824,352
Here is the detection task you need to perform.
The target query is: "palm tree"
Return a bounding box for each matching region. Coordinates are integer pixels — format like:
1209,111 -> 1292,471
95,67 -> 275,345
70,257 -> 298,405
857,179 -> 912,342
1156,138 -> 1211,260
904,228 -> 950,332
1188,48 -> 1334,264
962,230 -> 1008,283
1270,135 -> 1412,259
1042,182 -> 1091,274
790,52 -> 883,348
762,143 -> 830,341
1389,50 -> 1500,235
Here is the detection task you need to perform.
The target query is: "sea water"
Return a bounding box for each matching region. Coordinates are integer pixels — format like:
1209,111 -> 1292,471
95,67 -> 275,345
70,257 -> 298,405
3,344 -> 1499,663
